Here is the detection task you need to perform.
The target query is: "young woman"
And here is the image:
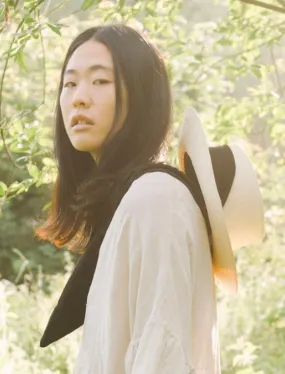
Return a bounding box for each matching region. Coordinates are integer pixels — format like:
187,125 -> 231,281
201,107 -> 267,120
37,24 -> 264,374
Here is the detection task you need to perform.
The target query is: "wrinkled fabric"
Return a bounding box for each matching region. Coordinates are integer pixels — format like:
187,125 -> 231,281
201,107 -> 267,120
74,172 -> 220,374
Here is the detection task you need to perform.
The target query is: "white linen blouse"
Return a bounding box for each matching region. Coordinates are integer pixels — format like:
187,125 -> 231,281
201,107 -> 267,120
74,171 -> 220,374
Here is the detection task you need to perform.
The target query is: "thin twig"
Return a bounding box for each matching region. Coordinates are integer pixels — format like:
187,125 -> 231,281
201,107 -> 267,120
0,129 -> 14,164
14,0 -> 21,10
269,45 -> 284,98
4,2 -> 9,22
45,0 -> 70,17
239,0 -> 285,14
37,9 -> 46,105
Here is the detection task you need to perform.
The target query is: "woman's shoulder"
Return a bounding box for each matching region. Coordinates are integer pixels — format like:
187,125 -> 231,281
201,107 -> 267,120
134,170 -> 184,189
119,171 -> 197,217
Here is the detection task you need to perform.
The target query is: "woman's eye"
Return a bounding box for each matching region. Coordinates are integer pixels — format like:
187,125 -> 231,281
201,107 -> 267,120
63,81 -> 76,88
93,79 -> 109,85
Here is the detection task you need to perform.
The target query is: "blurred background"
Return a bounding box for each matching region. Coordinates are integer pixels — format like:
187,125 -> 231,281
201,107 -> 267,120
1,0 -> 285,373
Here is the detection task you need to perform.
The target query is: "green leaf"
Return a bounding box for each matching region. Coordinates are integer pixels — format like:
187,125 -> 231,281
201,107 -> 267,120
24,14 -> 34,25
13,120 -> 23,133
14,185 -> 27,196
27,127 -> 37,140
42,157 -> 55,167
194,54 -> 204,62
43,201 -> 52,212
0,182 -> 7,197
81,0 -> 95,10
119,0 -> 125,8
32,31 -> 39,39
38,137 -> 53,148
251,65 -> 262,79
16,50 -> 27,72
47,23 -> 61,36
145,5 -> 156,17
27,164 -> 39,179
9,142 -> 30,153
8,181 -> 21,193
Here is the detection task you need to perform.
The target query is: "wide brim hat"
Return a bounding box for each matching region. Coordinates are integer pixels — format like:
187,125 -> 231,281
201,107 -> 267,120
178,108 -> 264,294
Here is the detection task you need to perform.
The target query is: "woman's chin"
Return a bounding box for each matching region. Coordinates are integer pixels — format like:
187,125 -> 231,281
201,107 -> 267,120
71,142 -> 100,154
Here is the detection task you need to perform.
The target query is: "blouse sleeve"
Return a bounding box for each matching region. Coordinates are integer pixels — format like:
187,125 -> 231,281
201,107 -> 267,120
122,175 -> 196,374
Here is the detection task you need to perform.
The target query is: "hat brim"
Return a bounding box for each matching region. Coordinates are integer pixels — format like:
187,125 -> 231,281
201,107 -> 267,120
178,108 -> 238,294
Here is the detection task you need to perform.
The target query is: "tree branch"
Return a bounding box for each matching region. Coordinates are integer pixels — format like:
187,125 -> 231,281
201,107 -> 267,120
277,0 -> 285,7
0,0 -> 45,169
239,0 -> 285,14
192,20 -> 285,85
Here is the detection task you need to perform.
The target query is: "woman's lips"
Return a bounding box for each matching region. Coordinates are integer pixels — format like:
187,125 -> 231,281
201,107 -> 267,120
71,114 -> 94,127
72,123 -> 93,131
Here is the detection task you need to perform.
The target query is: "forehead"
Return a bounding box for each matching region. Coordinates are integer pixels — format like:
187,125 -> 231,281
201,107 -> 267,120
65,40 -> 113,72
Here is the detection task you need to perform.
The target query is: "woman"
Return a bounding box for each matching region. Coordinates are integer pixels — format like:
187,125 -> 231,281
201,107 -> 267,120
37,24 -> 264,374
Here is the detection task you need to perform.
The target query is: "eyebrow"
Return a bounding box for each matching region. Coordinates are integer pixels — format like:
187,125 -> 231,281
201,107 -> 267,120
64,64 -> 113,76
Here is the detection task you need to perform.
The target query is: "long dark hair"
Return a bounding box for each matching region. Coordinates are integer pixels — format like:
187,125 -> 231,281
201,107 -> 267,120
35,24 -> 172,252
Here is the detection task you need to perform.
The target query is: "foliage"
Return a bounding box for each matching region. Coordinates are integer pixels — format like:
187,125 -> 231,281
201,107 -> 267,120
0,0 -> 79,282
0,254 -> 82,374
1,0 -> 285,372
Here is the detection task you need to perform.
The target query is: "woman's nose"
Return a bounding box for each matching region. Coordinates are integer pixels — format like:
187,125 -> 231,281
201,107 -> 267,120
72,84 -> 92,108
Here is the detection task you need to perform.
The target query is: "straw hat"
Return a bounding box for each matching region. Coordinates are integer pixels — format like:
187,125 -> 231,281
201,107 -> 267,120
178,108 -> 264,293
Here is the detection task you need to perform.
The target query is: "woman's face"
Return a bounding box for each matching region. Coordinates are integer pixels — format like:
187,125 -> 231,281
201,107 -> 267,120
60,40 -> 127,161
